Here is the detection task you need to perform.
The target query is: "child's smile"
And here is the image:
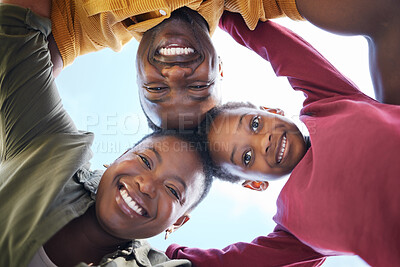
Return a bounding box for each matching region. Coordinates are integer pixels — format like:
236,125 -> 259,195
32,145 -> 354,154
208,107 -> 308,181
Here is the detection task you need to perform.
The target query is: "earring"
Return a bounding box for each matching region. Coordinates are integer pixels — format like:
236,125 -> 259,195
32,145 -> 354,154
103,164 -> 110,168
259,106 -> 285,116
164,227 -> 174,240
242,180 -> 269,191
218,56 -> 224,79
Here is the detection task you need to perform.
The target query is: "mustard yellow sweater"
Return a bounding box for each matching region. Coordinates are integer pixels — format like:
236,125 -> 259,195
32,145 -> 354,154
51,0 -> 303,67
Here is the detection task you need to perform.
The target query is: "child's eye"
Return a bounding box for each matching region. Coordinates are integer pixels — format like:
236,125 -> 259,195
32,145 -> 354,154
242,150 -> 252,166
167,186 -> 180,200
139,155 -> 151,170
251,116 -> 260,132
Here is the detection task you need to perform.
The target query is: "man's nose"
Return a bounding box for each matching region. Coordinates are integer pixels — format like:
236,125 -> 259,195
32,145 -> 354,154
136,176 -> 157,199
161,65 -> 192,81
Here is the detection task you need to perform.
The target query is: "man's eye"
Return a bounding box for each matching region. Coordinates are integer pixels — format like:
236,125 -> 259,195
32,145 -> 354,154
189,85 -> 208,90
144,86 -> 167,92
167,186 -> 180,200
251,116 -> 260,132
243,150 -> 252,166
139,155 -> 151,170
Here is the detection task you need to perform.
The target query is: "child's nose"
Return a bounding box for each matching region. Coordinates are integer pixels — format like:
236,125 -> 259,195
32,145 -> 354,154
260,133 -> 272,155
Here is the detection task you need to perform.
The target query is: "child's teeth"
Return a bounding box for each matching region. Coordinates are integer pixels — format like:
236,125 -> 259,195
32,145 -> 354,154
277,136 -> 287,163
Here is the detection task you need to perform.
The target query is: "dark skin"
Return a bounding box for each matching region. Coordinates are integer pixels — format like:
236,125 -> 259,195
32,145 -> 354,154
208,107 -> 307,181
136,7 -> 222,129
41,134 -> 205,266
296,0 -> 400,105
4,0 -> 399,105
43,206 -> 127,266
2,2 -> 207,266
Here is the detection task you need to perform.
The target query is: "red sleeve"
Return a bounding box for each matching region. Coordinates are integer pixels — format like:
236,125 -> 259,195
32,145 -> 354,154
166,229 -> 325,267
218,11 -> 362,106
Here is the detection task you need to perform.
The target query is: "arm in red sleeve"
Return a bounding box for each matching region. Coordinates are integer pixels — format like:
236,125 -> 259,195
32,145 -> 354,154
218,11 -> 363,106
166,229 -> 325,267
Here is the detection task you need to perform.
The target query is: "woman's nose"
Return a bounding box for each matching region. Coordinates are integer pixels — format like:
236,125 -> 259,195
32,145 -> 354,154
136,176 -> 157,199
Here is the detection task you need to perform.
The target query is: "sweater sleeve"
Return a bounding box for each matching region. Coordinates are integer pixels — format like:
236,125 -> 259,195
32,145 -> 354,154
218,11 -> 363,106
166,229 -> 325,267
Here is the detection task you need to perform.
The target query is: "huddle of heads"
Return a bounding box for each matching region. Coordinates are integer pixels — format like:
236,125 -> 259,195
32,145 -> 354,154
97,7 -> 308,241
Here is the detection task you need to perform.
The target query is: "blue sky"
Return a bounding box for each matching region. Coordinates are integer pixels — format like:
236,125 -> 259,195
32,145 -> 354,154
56,17 -> 372,266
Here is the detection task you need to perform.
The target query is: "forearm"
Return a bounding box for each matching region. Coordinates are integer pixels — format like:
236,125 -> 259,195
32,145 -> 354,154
219,11 -> 362,105
48,33 -> 63,78
296,0 -> 400,105
167,230 -> 325,267
367,18 -> 400,105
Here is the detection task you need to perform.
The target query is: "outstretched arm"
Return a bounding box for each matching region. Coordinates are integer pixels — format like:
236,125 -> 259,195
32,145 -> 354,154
219,11 -> 365,107
167,229 -> 325,267
0,4 -> 75,160
0,0 -> 63,77
296,0 -> 400,105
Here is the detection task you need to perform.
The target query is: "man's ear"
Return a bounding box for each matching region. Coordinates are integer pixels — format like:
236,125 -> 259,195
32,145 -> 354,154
259,106 -> 285,116
242,180 -> 269,191
171,215 -> 190,231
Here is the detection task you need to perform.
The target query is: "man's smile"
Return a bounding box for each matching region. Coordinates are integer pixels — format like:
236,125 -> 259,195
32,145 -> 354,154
154,37 -> 200,63
159,46 -> 195,56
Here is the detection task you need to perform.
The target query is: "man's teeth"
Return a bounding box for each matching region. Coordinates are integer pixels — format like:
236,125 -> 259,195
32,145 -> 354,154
277,135 -> 287,163
120,188 -> 145,216
159,47 -> 195,56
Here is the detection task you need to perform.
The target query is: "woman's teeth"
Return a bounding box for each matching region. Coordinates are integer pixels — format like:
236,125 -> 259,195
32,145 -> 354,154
120,188 -> 146,216
277,135 -> 287,163
159,47 -> 195,56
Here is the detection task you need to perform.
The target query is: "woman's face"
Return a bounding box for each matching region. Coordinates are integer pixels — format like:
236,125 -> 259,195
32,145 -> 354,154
95,135 -> 204,239
208,107 -> 307,181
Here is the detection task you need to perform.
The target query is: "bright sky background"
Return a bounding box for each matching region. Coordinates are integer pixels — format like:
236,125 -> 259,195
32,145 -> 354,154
56,17 -> 373,267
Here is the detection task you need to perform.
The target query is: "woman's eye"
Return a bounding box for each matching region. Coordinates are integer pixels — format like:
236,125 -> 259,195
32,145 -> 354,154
251,116 -> 260,132
139,155 -> 151,170
243,150 -> 252,166
167,186 -> 180,200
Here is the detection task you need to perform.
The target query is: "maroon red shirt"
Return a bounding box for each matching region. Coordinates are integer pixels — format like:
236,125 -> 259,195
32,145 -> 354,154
167,12 -> 400,267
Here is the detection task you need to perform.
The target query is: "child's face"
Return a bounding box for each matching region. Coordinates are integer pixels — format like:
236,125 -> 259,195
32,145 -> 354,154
96,135 -> 204,239
208,107 -> 307,181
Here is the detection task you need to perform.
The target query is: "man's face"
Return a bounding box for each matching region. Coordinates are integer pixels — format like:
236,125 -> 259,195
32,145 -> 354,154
96,135 -> 204,240
208,107 -> 307,181
137,8 -> 221,129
